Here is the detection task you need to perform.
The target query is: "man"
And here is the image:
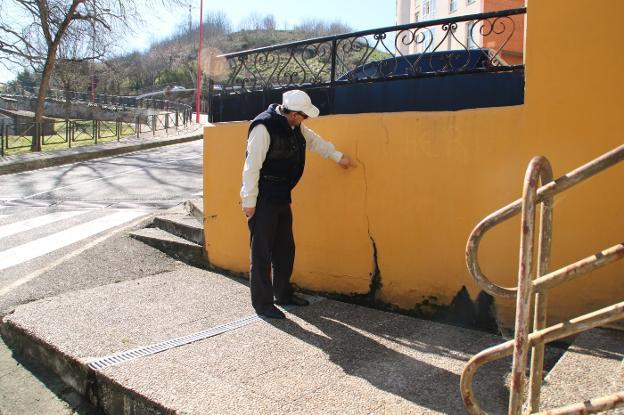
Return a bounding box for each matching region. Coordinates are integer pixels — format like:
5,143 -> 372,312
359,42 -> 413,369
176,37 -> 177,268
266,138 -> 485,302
241,90 -> 352,319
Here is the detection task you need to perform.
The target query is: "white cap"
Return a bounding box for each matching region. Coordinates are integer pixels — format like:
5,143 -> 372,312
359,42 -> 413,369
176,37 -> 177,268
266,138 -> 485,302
282,90 -> 320,118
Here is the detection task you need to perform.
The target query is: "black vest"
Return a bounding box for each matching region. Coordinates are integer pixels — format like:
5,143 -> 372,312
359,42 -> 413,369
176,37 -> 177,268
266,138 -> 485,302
248,104 -> 306,204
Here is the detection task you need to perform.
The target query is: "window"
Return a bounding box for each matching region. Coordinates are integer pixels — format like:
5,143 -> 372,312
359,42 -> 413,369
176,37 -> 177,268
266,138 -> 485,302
466,0 -> 476,4
423,0 -> 431,16
422,0 -> 436,19
449,0 -> 457,12
414,11 -> 420,22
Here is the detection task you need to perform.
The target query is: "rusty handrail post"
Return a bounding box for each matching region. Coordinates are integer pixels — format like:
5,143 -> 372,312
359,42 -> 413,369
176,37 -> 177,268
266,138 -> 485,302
535,392 -> 624,415
509,156 -> 553,415
528,160 -> 554,413
461,301 -> 624,415
465,144 -> 624,300
462,144 -> 624,415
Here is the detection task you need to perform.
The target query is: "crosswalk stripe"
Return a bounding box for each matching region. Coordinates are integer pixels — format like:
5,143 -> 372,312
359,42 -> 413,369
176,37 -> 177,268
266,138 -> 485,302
0,210 -> 87,240
0,210 -> 147,271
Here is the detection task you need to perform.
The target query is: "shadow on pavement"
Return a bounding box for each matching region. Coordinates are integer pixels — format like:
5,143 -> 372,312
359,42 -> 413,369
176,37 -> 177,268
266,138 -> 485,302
266,301 -> 512,414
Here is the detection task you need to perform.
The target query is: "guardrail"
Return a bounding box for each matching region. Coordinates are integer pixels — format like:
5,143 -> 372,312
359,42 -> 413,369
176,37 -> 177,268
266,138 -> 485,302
460,144 -> 624,414
216,7 -> 525,94
1,88 -> 192,113
0,110 -> 192,157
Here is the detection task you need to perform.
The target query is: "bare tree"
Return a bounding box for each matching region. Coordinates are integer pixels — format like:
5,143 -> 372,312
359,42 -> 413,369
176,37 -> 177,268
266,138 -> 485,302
52,37 -> 92,117
0,0 -> 158,150
239,12 -> 264,31
295,19 -> 352,36
261,15 -> 276,32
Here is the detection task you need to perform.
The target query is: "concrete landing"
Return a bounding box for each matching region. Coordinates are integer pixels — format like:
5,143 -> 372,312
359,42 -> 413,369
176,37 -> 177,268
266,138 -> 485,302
1,267 -> 513,414
540,328 -> 624,413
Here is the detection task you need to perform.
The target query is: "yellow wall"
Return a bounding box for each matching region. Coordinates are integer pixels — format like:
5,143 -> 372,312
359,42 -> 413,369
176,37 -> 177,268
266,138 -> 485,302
203,0 -> 623,329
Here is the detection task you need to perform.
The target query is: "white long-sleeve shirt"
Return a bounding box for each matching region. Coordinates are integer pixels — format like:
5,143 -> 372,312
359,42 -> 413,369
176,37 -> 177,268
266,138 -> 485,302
241,118 -> 343,208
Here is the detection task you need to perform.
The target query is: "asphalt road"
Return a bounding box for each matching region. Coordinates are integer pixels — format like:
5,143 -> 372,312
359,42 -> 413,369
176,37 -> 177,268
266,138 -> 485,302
0,140 -> 204,414
0,140 -> 204,210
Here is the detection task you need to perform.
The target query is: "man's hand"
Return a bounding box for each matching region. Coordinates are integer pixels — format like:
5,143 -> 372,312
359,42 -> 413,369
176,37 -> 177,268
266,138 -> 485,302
338,154 -> 353,169
243,207 -> 255,219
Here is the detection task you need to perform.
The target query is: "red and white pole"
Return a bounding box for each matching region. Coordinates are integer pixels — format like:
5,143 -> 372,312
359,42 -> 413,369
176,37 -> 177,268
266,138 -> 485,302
195,0 -> 203,123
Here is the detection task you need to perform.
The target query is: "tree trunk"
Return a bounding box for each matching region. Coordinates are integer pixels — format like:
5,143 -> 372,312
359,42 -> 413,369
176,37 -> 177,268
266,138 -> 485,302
32,52 -> 58,151
32,0 -> 84,151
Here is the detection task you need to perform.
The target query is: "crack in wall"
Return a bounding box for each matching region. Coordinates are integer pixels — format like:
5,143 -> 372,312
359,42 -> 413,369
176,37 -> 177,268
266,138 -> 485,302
355,138 -> 382,302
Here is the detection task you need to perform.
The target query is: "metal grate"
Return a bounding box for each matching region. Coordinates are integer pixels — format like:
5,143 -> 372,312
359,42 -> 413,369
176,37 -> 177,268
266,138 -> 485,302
87,313 -> 263,370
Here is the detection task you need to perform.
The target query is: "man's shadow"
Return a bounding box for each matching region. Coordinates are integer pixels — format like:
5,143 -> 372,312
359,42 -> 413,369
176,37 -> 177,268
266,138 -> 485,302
267,300 -> 512,414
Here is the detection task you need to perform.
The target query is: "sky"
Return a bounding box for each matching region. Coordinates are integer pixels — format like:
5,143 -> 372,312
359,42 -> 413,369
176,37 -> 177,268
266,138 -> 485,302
0,0 -> 396,83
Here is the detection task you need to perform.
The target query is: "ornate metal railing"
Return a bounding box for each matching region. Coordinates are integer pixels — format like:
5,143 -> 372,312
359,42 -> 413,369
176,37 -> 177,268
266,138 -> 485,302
461,144 -> 624,415
215,7 -> 525,94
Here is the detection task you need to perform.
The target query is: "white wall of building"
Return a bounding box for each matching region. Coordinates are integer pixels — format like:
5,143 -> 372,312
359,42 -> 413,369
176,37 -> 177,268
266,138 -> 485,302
396,0 -> 484,55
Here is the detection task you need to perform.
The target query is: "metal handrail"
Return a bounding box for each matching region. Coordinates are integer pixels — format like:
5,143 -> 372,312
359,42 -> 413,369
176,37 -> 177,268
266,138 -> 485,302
461,301 -> 624,414
466,145 -> 624,299
461,144 -> 624,415
0,88 -> 193,113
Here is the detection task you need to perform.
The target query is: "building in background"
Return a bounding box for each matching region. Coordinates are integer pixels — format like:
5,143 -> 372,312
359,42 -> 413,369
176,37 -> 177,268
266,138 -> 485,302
395,0 -> 524,64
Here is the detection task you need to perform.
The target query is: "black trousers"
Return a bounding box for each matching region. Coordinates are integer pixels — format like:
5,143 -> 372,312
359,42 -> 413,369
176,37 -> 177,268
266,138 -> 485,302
248,197 -> 295,311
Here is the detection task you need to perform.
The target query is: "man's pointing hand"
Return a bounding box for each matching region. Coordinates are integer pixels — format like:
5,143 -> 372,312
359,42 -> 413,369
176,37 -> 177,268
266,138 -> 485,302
338,155 -> 353,169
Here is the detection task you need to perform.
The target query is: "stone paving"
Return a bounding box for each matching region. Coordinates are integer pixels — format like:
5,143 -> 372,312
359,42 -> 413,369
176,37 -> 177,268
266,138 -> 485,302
2,264 -> 515,414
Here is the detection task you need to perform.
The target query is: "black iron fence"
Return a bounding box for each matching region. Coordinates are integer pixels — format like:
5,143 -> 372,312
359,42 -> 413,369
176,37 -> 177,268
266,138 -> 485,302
0,110 -> 193,157
209,7 -> 526,121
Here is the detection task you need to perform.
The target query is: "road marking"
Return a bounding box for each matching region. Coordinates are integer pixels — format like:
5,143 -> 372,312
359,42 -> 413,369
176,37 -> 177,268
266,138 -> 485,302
0,210 -> 87,240
0,210 -> 147,271
0,213 -> 152,297
17,155 -> 202,201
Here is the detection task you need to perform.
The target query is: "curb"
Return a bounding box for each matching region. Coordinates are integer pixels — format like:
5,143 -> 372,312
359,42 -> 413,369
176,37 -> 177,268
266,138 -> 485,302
0,319 -> 175,414
0,133 -> 203,176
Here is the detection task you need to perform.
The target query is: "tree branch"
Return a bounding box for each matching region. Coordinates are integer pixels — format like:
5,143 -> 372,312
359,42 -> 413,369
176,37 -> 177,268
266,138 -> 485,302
36,0 -> 54,47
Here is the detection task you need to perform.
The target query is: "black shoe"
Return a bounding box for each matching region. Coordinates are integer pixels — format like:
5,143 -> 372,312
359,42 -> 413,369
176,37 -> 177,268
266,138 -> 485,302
276,294 -> 310,307
257,305 -> 285,319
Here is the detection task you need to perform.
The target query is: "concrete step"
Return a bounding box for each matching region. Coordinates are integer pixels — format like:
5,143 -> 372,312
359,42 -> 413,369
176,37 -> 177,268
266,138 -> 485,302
184,198 -> 203,224
539,328 -> 624,413
152,213 -> 204,246
129,227 -> 208,268
0,267 -> 521,415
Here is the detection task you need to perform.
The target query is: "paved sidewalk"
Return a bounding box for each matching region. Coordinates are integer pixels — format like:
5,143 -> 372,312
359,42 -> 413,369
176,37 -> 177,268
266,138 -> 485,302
0,121 -> 208,175
1,263 -> 514,414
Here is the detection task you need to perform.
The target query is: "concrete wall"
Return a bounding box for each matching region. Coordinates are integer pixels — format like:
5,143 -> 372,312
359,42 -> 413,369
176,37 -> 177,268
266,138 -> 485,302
203,0 -> 623,330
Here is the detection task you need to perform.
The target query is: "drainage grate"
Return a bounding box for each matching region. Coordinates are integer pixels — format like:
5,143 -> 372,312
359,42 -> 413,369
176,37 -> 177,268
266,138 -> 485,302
87,313 -> 262,370
87,296 -> 321,371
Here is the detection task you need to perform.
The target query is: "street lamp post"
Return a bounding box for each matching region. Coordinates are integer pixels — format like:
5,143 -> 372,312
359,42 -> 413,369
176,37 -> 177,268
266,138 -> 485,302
195,0 -> 203,123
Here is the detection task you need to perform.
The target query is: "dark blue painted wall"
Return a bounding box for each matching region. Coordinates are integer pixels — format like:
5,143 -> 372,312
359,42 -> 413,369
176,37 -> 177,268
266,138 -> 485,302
209,70 -> 524,122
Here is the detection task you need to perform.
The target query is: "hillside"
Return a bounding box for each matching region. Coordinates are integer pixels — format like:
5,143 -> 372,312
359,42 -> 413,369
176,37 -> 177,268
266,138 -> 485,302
94,25 -> 391,96
5,15 -> 392,98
